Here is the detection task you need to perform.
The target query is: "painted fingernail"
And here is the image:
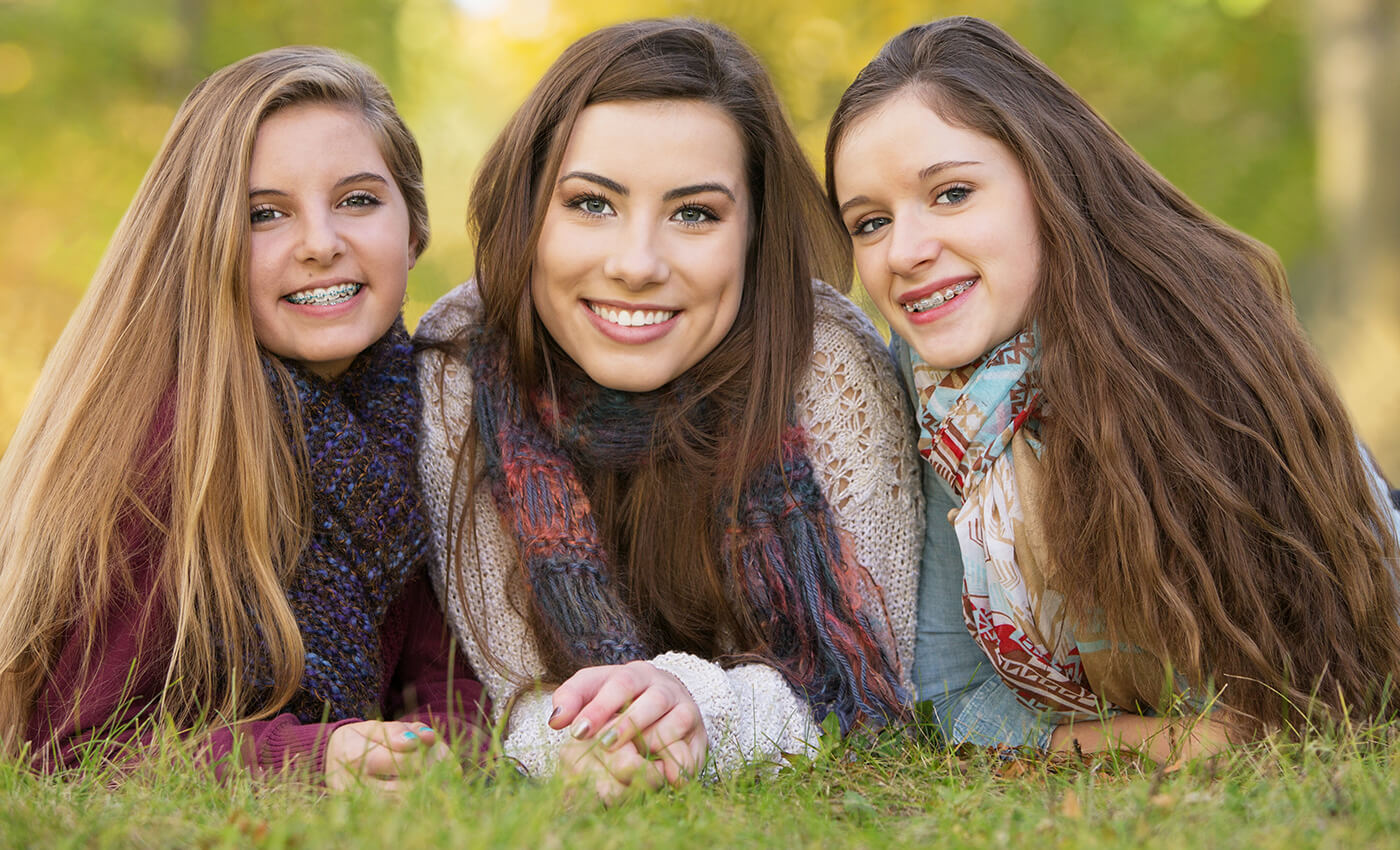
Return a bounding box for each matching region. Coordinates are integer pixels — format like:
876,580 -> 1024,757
569,717 -> 591,739
599,728 -> 619,748
550,706 -> 561,722
418,725 -> 433,735
402,730 -> 419,741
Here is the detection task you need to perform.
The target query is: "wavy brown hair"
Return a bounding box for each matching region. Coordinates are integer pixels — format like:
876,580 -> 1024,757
431,18 -> 853,682
0,46 -> 429,756
826,16 -> 1400,736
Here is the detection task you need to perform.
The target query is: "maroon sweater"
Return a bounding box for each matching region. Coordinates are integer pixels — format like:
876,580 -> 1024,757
25,523 -> 488,780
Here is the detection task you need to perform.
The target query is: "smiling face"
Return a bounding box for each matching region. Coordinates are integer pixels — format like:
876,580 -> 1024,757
530,99 -> 750,392
833,90 -> 1041,370
247,103 -> 417,379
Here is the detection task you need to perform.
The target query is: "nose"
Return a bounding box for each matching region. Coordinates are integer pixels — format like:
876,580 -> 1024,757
885,213 -> 941,279
293,209 -> 345,266
602,220 -> 669,290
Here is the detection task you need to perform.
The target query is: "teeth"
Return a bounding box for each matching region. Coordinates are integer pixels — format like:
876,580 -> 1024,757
904,280 -> 973,314
285,282 -> 362,306
590,303 -> 675,327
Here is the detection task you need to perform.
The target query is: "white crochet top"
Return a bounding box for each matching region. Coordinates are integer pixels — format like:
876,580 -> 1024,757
415,279 -> 923,777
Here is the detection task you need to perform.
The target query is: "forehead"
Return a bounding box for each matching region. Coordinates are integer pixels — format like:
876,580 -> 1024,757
844,91 -> 1000,159
251,103 -> 388,175
556,99 -> 747,184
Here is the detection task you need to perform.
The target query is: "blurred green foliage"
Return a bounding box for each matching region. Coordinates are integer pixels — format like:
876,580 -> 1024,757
0,0 -> 1326,453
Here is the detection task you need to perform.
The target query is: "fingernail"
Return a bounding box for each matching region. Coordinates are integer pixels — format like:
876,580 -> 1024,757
599,728 -> 618,748
569,717 -> 591,739
418,725 -> 433,735
402,730 -> 419,741
550,706 -> 561,721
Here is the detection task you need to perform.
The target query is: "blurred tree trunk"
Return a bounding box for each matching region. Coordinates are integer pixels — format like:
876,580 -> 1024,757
1308,0 -> 1400,475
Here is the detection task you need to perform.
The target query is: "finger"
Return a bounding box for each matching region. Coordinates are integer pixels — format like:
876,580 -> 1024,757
597,685 -> 684,752
551,665 -> 634,731
567,665 -> 659,740
422,740 -> 452,766
359,741 -> 412,779
373,722 -> 433,753
637,708 -> 707,785
596,741 -> 667,792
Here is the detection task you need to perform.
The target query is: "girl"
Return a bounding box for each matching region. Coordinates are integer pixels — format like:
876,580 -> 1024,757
826,16 -> 1400,760
417,19 -> 922,799
0,46 -> 487,789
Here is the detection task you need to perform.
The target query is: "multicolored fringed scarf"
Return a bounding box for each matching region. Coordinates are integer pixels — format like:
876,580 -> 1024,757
257,317 -> 429,722
469,328 -> 907,732
914,329 -> 1112,718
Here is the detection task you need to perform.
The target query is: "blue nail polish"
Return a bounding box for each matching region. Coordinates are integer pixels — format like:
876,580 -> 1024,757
403,730 -> 419,741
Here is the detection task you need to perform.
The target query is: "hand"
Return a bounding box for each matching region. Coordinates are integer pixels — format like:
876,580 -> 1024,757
324,720 -> 452,792
558,735 -> 669,806
550,661 -> 708,789
1051,714 -> 1234,764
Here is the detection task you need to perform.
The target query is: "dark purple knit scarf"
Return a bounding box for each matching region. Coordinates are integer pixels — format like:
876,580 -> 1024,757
257,317 -> 428,722
469,327 -> 908,732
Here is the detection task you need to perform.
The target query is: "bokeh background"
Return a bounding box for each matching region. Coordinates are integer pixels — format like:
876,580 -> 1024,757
2,0 -> 1396,473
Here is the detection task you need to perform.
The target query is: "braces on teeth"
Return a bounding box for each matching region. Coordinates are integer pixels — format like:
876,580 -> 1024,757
286,283 -> 361,306
904,280 -> 973,313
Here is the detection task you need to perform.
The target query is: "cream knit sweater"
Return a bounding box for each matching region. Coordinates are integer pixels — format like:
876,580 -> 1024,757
415,279 -> 923,777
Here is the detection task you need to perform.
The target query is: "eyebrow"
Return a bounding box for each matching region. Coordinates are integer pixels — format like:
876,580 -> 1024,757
837,159 -> 983,216
558,171 -> 627,196
663,182 -> 736,203
557,172 -> 737,204
248,171 -> 390,198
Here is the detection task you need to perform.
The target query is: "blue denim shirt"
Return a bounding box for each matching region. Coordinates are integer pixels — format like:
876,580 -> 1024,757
891,334 -> 1057,750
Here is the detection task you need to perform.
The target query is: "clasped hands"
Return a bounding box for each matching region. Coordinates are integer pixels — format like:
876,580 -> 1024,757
549,660 -> 708,803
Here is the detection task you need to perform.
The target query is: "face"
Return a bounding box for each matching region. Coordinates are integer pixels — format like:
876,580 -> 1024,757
247,103 -> 417,379
531,99 -> 750,392
833,90 -> 1041,370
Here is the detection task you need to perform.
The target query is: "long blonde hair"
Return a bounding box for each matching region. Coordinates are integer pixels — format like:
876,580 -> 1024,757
0,46 -> 429,755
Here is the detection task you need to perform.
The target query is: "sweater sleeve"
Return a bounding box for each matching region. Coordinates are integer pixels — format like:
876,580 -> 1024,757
891,334 -> 1056,750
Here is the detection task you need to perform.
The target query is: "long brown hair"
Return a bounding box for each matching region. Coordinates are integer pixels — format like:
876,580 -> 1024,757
0,46 -> 429,755
436,18 -> 852,680
826,16 -> 1400,735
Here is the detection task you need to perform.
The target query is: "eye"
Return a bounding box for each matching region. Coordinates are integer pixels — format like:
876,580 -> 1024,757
851,215 -> 891,237
934,184 -> 973,206
250,205 -> 282,225
340,190 -> 383,209
568,194 -> 614,217
671,205 -> 717,227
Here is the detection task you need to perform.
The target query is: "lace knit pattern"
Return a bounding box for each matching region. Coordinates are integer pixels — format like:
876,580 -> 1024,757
414,280 -> 923,776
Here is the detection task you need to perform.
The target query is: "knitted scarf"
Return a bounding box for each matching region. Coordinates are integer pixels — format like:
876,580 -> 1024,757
256,318 -> 429,722
469,328 -> 907,732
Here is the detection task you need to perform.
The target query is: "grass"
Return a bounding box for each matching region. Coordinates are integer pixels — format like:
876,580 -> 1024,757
7,720 -> 1400,850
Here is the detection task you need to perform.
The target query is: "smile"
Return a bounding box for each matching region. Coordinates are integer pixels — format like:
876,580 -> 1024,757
587,302 -> 676,327
285,282 -> 362,306
903,280 -> 974,313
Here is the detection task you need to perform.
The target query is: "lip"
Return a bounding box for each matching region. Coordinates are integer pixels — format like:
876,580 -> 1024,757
900,276 -> 978,326
581,298 -> 680,344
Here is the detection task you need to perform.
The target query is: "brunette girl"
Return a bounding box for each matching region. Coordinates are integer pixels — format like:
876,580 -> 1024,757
417,18 -> 921,798
0,46 -> 486,788
826,16 -> 1400,760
